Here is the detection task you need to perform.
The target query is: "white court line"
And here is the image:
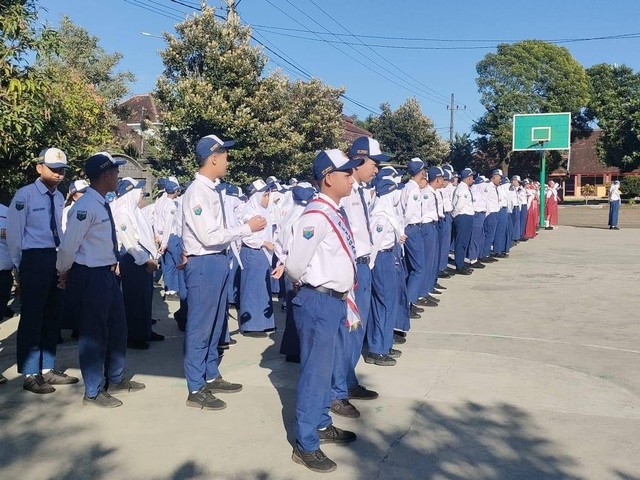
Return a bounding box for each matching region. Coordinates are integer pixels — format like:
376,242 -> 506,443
411,330 -> 640,355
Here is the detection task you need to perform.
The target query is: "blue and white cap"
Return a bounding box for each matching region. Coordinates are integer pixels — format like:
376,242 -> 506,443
249,178 -> 268,195
460,168 -> 475,180
292,185 -> 316,206
37,148 -> 69,169
313,149 -> 364,180
407,158 -> 425,176
491,169 -> 503,177
511,175 -> 521,183
375,178 -> 398,197
348,136 -> 391,162
442,163 -> 454,172
69,179 -> 89,196
116,177 -> 146,198
164,180 -> 179,194
427,166 -> 444,181
85,152 -> 126,179
378,165 -> 398,178
473,175 -> 485,185
443,170 -> 452,181
500,176 -> 509,185
196,134 -> 235,163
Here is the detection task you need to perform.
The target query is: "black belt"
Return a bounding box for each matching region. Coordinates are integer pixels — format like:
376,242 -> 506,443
379,247 -> 394,253
407,222 -> 422,227
73,263 -> 116,272
301,284 -> 348,300
356,255 -> 370,265
187,250 -> 228,258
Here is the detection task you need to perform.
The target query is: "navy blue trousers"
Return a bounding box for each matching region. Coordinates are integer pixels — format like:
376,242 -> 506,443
332,263 -> 370,400
293,288 -> 345,452
279,281 -> 299,356
227,250 -> 240,305
468,212 -> 486,261
511,206 -> 521,243
184,253 -> 229,392
368,250 -> 397,355
493,208 -> 509,254
438,213 -> 452,272
421,222 -> 438,296
16,249 -> 63,375
519,205 -> 528,239
395,244 -> 411,332
482,212 -> 499,258
120,253 -> 153,342
70,263 -> 126,397
609,200 -> 620,227
239,247 -> 274,333
453,214 -> 473,270
404,223 -> 425,304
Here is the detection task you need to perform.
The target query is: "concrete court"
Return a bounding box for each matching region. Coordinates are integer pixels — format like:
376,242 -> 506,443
0,225 -> 639,480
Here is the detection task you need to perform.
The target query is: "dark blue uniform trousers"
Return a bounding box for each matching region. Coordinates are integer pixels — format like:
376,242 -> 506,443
279,280 -> 300,356
482,212 -> 499,258
438,213 -> 452,272
239,247 -> 274,333
16,249 -> 63,375
184,253 -> 229,392
609,200 -> 620,227
519,205 -> 528,239
421,222 -> 438,296
368,250 -> 397,355
120,253 -> 153,342
468,212 -> 486,261
293,288 -> 345,452
168,234 -> 187,299
332,263 -> 370,400
394,244 -> 411,332
403,223 -> 425,304
493,207 -> 509,254
227,250 -> 241,305
160,237 -> 180,294
511,206 -> 521,243
70,263 -> 126,397
453,214 -> 473,270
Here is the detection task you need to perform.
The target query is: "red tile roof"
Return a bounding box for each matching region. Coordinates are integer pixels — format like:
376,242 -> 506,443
119,94 -> 162,124
567,130 -> 619,175
342,115 -> 372,144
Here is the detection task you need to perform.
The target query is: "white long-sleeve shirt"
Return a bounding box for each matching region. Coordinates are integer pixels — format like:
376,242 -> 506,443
452,182 -> 475,217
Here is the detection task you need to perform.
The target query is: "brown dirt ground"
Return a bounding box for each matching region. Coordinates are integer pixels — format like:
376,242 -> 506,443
558,203 -> 640,229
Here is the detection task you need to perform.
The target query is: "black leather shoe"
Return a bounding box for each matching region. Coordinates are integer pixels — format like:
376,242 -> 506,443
410,311 -> 420,319
470,261 -> 485,269
387,348 -> 402,358
438,271 -> 451,279
496,253 -> 507,258
430,289 -> 443,295
481,256 -> 497,263
418,298 -> 438,307
455,268 -> 472,275
348,384 -> 379,400
318,424 -> 357,445
292,447 -> 337,473
393,332 -> 407,344
241,331 -> 268,338
426,294 -> 440,303
127,340 -> 150,350
435,283 -> 447,290
364,353 -> 396,366
186,389 -> 227,410
330,398 -> 360,418
411,303 -> 425,313
204,376 -> 242,394
285,354 -> 301,363
149,331 -> 165,341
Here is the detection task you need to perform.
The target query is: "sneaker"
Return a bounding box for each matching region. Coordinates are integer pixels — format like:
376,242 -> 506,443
149,331 -> 165,342
387,348 -> 402,358
470,261 -> 486,269
435,283 -> 447,290
23,374 -> 55,394
393,332 -> 406,345
108,378 -> 146,394
292,447 -> 337,473
417,298 -> 438,307
426,294 -> 440,303
204,376 -> 243,394
348,384 -> 378,400
430,289 -> 443,295
83,391 -> 123,408
364,353 -> 396,366
42,369 -> 79,385
481,256 -> 497,263
455,268 -> 472,275
410,303 -> 424,313
186,389 -> 227,410
241,331 -> 268,338
438,271 -> 451,279
318,424 -> 357,445
330,399 -> 360,418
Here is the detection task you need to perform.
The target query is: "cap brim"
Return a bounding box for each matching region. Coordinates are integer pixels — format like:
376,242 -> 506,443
370,153 -> 392,163
42,162 -> 69,169
222,140 -> 235,149
335,157 -> 365,173
136,179 -> 147,189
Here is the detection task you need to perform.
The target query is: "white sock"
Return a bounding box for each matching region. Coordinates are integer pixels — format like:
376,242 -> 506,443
41,369 -> 51,374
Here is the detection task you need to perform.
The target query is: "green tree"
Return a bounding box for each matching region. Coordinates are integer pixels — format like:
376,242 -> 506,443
449,133 -> 474,172
368,98 -> 449,164
585,64 -> 640,172
474,40 -> 590,175
154,6 -> 344,184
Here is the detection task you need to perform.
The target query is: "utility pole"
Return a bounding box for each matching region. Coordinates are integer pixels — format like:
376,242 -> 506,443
225,0 -> 238,22
447,94 -> 467,145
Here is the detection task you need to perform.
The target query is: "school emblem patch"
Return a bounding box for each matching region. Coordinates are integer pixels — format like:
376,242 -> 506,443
15,201 -> 24,211
76,210 -> 87,221
302,226 -> 315,239
376,225 -> 383,233
193,205 -> 202,216
423,194 -> 429,200
412,194 -> 418,201
120,224 -> 127,231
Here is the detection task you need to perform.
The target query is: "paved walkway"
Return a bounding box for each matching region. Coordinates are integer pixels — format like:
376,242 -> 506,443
1,225 -> 639,479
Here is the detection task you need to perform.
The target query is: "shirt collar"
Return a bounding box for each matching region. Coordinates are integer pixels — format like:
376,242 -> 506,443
86,186 -> 108,204
195,173 -> 219,191
318,193 -> 340,209
35,178 -> 57,195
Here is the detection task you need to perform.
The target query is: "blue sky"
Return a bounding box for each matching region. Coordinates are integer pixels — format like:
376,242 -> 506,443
40,0 -> 640,138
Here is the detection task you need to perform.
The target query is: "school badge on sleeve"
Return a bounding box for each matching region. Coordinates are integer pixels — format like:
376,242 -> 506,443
76,210 -> 87,221
302,226 -> 315,239
120,224 -> 127,231
15,201 -> 24,211
193,205 -> 202,216
376,224 -> 383,233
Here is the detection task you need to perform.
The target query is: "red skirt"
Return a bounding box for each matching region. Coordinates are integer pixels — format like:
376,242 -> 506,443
525,201 -> 538,238
545,196 -> 558,226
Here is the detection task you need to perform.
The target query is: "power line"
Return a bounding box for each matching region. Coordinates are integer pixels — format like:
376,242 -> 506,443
303,0 -> 450,104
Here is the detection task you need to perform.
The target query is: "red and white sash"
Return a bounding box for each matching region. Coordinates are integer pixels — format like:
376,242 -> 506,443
303,198 -> 361,330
